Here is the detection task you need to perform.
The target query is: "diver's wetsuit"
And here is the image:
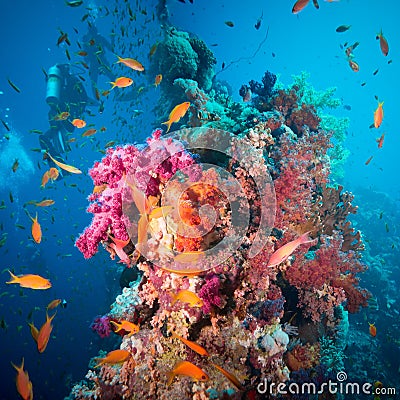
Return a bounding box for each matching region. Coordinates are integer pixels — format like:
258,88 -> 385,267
40,64 -> 89,162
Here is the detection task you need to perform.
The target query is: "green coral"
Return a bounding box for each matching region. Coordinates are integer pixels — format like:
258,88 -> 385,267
283,71 -> 350,182
289,71 -> 341,109
319,335 -> 346,372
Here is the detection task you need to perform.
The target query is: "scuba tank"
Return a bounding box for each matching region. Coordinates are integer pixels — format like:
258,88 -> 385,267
46,65 -> 62,105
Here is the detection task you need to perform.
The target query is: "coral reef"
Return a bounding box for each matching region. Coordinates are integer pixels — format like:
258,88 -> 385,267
150,28 -> 216,92
70,62 -> 370,399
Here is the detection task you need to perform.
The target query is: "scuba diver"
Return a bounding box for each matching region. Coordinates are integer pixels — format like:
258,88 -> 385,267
40,63 -> 89,160
82,22 -> 114,99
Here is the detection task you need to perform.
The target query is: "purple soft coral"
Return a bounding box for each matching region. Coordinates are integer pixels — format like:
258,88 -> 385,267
199,274 -> 223,314
90,315 -> 111,338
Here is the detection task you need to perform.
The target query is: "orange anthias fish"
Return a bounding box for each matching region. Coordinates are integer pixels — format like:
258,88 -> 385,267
162,102 -> 191,132
369,322 -> 377,337
11,358 -> 33,400
37,311 -> 56,353
71,118 -> 86,128
167,360 -> 209,386
33,199 -> 55,207
376,29 -> 389,56
82,128 -> 97,137
110,320 -> 139,336
93,184 -> 107,194
46,152 -> 82,174
211,362 -> 244,391
374,101 -> 384,128
26,211 -> 42,244
41,171 -> 50,188
171,333 -> 210,357
267,231 -> 316,267
47,298 -> 62,310
48,167 -> 59,181
171,289 -> 203,307
28,321 -> 39,343
7,270 -> 51,290
95,349 -> 131,368
292,0 -> 310,14
116,56 -> 144,71
376,133 -> 385,149
154,74 -> 162,87
109,77 -> 134,89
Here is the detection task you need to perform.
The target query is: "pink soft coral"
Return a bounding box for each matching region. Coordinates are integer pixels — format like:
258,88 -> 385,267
75,129 -> 198,259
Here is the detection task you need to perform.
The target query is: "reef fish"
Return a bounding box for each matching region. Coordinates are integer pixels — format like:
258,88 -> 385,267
171,333 -> 210,356
292,0 -> 310,14
37,311 -> 56,353
46,152 -> 82,174
336,25 -> 351,33
116,56 -> 144,71
267,231 -> 316,267
26,211 -> 42,244
154,74 -> 162,87
109,77 -> 134,89
162,101 -> 191,132
365,155 -> 373,165
167,360 -> 209,386
376,29 -> 389,56
71,118 -> 86,128
110,320 -> 139,336
369,322 -> 377,337
11,358 -> 33,400
374,101 -> 384,128
376,133 -> 385,148
171,289 -> 203,307
30,199 -> 55,207
211,362 -> 244,391
348,59 -> 359,72
28,321 -> 39,343
47,299 -> 62,310
12,159 -> 19,172
95,349 -> 131,367
6,270 -> 51,290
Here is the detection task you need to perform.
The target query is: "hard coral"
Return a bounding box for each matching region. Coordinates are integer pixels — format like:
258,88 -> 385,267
151,28 -> 216,91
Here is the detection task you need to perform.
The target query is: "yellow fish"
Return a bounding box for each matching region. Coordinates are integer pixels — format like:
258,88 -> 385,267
46,152 -> 82,174
6,271 -> 51,290
167,360 -> 209,386
110,320 -> 139,336
116,56 -> 144,71
109,77 -> 133,89
171,289 -> 203,307
95,349 -> 131,368
162,102 -> 191,132
211,362 -> 244,391
171,333 -> 209,356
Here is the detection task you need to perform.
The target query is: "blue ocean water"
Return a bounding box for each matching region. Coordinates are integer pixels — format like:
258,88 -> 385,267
0,0 -> 399,399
